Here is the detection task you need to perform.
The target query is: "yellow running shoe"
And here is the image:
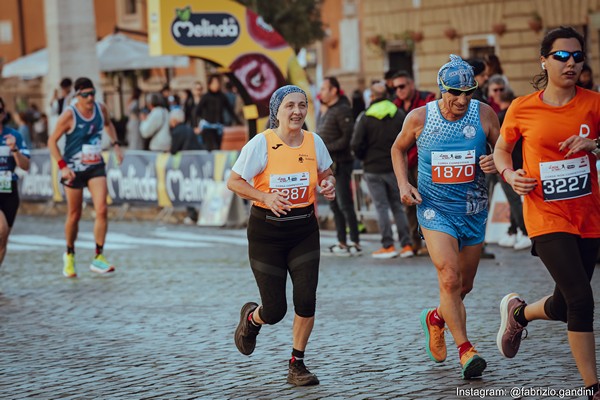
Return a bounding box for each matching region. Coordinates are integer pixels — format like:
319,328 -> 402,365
90,254 -> 116,274
63,253 -> 77,278
460,346 -> 487,379
420,308 -> 447,363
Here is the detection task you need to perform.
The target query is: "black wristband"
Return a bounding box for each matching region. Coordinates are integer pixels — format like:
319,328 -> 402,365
11,148 -> 18,153
111,141 -> 121,147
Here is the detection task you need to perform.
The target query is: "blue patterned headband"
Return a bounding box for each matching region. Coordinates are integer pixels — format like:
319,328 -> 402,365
437,54 -> 476,94
269,85 -> 307,129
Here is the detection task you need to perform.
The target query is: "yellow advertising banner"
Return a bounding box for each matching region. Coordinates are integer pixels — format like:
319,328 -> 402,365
147,0 -> 315,129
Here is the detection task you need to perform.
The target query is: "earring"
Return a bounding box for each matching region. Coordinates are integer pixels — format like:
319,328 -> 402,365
541,62 -> 546,70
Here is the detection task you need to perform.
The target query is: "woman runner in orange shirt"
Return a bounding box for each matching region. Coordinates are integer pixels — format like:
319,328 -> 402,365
494,26 -> 600,400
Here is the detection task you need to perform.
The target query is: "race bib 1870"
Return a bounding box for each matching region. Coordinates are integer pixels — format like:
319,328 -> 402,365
269,172 -> 310,205
431,150 -> 476,184
540,156 -> 591,201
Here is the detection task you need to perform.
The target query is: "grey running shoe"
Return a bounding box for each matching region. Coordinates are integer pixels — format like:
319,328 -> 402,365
234,302 -> 261,355
496,293 -> 528,358
287,359 -> 320,386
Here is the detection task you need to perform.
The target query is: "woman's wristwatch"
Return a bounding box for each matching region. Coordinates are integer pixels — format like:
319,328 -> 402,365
592,137 -> 600,155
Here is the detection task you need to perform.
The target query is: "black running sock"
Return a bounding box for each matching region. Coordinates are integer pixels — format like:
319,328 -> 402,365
291,348 -> 304,362
95,243 -> 103,256
67,246 -> 75,255
586,382 -> 599,400
513,304 -> 529,327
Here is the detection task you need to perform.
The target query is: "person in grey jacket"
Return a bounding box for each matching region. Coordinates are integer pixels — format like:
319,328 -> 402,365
317,76 -> 361,256
140,93 -> 171,152
351,82 -> 413,259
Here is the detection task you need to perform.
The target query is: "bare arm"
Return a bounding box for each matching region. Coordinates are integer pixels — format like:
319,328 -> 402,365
391,107 -> 424,206
101,104 -> 123,165
47,109 -> 76,182
317,167 -> 335,201
493,135 -> 537,195
4,134 -> 29,171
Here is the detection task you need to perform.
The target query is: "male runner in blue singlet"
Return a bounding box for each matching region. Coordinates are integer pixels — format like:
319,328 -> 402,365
48,77 -> 123,278
391,55 -> 499,379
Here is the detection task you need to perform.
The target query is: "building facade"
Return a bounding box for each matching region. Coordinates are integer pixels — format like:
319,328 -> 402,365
320,0 -> 600,96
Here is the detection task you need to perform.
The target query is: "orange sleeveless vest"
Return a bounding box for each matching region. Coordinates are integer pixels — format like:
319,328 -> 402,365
253,129 -> 319,209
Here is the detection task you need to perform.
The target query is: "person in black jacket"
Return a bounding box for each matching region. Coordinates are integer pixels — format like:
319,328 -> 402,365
196,75 -> 242,151
317,76 -> 361,256
351,82 -> 412,259
169,108 -> 202,224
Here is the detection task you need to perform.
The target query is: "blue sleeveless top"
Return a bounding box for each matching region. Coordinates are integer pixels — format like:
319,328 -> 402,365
417,100 -> 488,215
64,102 -> 105,172
0,126 -> 30,181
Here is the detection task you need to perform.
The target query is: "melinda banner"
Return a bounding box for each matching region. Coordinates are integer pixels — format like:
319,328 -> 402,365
146,0 -> 315,129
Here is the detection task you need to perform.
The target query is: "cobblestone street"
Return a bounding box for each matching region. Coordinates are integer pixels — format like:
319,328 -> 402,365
1,215 -> 598,399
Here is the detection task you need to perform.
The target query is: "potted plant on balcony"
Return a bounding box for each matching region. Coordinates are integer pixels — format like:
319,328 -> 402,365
528,12 -> 543,33
444,27 -> 458,40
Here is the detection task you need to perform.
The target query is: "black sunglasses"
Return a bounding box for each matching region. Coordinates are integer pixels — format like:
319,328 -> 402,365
395,84 -> 407,90
78,90 -> 96,98
546,50 -> 585,63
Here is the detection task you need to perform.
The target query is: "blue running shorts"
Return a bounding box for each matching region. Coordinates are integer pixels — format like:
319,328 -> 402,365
417,205 -> 487,250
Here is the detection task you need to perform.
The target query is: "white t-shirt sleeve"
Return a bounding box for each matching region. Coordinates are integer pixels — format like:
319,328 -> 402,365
231,134 -> 268,183
313,132 -> 333,173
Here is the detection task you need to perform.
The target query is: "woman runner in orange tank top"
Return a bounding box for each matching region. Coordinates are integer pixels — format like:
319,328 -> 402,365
227,85 -> 335,386
494,26 -> 600,399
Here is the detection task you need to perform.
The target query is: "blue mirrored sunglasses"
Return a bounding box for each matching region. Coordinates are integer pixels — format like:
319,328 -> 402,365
78,90 -> 96,98
546,50 -> 585,63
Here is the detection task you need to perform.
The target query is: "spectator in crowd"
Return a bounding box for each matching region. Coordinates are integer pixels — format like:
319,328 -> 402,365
14,112 -> 32,150
351,88 -> 366,121
140,93 -> 171,152
577,63 -> 599,91
223,80 -> 244,126
197,74 -> 242,151
190,81 -> 204,127
496,88 -> 530,251
486,75 -> 507,114
466,59 -> 488,103
384,70 -> 398,98
351,82 -> 413,258
126,87 -> 144,150
160,84 -> 171,108
392,70 -> 436,256
169,108 -> 202,225
182,89 -> 195,127
32,112 -> 48,148
318,76 -> 362,256
484,54 -> 506,80
50,77 -> 74,117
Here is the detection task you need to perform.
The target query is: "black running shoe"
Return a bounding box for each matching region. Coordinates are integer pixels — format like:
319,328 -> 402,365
287,359 -> 320,386
234,302 -> 261,355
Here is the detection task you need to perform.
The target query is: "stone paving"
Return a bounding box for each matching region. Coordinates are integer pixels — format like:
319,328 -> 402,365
1,215 -> 599,399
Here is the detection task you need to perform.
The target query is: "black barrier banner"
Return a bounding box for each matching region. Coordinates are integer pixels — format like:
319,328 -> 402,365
106,150 -> 158,204
14,149 -> 240,209
17,149 -> 54,201
163,151 -> 214,207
